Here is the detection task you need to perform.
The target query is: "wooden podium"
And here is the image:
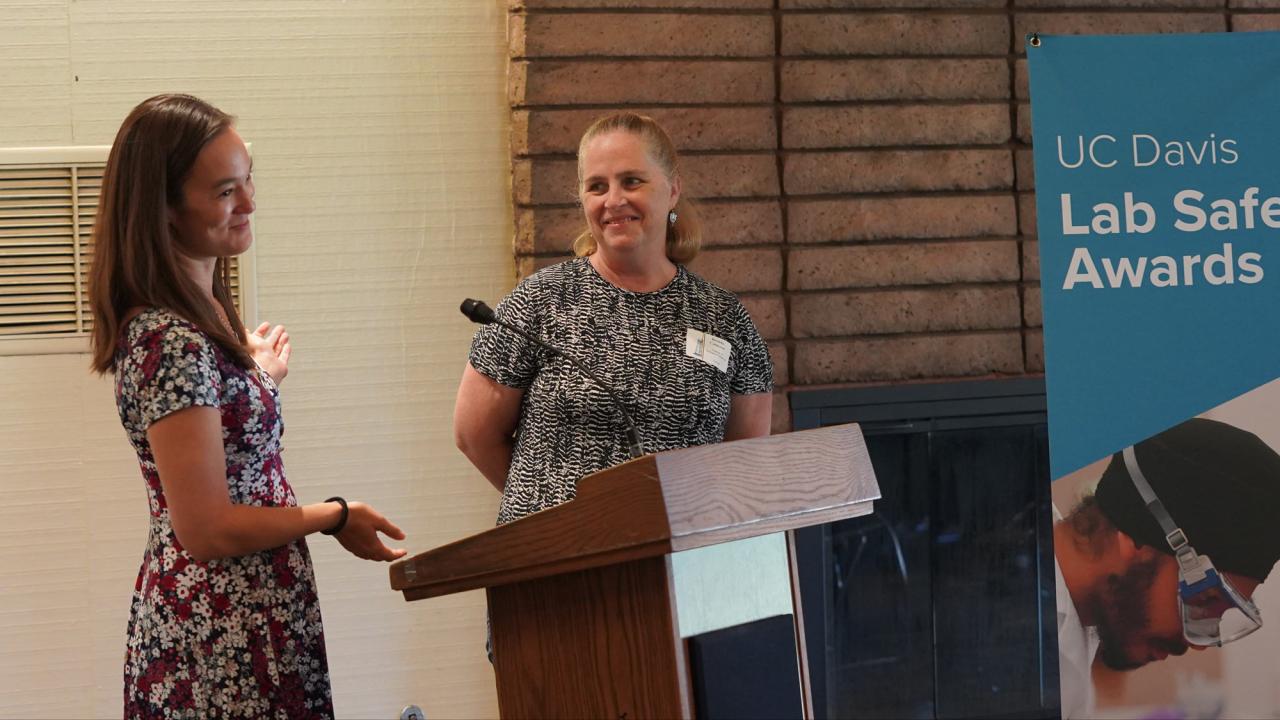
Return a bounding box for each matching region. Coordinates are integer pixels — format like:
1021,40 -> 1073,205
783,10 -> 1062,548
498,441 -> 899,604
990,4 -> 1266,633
389,423 -> 879,719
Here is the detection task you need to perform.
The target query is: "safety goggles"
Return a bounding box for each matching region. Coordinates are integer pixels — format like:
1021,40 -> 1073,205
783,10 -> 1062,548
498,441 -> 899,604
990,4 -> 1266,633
1123,447 -> 1263,647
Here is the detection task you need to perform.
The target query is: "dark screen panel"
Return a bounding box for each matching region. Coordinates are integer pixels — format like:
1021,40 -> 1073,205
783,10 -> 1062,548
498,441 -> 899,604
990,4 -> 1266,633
793,380 -> 1058,720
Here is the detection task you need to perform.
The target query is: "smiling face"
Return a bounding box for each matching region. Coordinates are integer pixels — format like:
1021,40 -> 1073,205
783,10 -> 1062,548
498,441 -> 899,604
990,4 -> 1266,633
578,130 -> 680,262
169,127 -> 255,261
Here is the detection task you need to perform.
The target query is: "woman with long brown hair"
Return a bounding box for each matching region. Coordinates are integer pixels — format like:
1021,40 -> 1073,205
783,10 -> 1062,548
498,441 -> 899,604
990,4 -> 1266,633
90,93 -> 406,719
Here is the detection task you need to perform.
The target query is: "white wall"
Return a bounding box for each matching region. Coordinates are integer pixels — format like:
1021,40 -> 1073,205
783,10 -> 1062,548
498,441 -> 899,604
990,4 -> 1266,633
0,2 -> 512,717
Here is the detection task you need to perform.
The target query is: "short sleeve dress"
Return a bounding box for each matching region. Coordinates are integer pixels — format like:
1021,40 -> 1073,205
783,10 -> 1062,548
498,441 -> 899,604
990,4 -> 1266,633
468,258 -> 774,525
114,308 -> 332,720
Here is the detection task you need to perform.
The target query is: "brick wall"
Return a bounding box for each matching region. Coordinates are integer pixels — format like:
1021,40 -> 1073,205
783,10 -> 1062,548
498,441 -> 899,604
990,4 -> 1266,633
507,0 -> 1277,432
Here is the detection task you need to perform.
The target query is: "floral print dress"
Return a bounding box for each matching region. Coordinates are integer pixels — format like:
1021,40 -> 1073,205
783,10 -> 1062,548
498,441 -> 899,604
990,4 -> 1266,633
114,308 -> 332,719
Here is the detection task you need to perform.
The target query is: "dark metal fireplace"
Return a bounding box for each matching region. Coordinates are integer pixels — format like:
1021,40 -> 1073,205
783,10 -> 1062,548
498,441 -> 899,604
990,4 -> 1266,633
792,378 -> 1058,720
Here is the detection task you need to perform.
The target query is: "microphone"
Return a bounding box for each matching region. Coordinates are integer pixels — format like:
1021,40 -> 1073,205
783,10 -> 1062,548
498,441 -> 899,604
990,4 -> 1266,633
460,298 -> 644,459
460,298 -> 496,325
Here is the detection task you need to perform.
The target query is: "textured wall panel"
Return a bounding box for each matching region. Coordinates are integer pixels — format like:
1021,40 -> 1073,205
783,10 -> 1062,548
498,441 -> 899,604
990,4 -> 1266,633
0,1 -> 510,717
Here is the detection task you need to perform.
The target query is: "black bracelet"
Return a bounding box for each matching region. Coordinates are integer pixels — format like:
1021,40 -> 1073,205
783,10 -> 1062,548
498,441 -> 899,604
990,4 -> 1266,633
321,496 -> 349,535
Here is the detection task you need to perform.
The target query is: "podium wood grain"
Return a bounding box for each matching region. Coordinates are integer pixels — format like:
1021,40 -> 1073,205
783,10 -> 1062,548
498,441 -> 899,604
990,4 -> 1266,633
488,556 -> 690,719
390,424 -> 878,599
390,423 -> 880,719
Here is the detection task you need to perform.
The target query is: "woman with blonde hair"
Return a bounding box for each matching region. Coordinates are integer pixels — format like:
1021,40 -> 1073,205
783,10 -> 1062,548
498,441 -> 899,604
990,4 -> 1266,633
90,93 -> 405,719
454,111 -> 773,525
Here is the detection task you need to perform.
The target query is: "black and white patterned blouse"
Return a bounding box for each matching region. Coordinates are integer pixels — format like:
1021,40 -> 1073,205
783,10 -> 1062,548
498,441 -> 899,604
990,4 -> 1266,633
468,257 -> 773,525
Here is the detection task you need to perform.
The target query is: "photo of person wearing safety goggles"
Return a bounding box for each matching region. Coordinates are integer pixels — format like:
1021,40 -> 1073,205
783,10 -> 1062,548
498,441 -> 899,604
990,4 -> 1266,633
1053,417 -> 1278,719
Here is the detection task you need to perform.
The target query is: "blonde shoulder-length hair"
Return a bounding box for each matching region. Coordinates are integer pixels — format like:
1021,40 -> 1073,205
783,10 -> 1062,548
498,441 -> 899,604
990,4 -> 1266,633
571,112 -> 702,264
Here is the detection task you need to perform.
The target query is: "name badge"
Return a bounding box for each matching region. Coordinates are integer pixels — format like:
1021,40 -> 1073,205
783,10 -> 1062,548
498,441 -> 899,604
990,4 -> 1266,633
685,328 -> 731,373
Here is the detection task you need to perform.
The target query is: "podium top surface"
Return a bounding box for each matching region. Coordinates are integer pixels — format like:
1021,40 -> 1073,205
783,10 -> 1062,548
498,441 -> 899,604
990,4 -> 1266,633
390,423 -> 879,600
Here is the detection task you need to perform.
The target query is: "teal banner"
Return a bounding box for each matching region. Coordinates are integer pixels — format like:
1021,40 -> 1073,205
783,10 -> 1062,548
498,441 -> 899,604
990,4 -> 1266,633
1030,32 -> 1280,720
1030,32 -> 1280,480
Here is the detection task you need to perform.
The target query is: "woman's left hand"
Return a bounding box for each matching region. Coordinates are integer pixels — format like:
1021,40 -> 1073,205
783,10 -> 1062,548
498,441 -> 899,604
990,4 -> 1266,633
248,322 -> 291,385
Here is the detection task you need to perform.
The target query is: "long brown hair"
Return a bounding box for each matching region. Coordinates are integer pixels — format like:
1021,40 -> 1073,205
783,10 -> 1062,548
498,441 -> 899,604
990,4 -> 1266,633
572,112 -> 703,263
89,94 -> 251,374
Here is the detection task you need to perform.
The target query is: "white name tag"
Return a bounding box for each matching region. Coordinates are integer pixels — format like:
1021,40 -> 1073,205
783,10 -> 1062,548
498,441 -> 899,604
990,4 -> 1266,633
685,328 -> 731,373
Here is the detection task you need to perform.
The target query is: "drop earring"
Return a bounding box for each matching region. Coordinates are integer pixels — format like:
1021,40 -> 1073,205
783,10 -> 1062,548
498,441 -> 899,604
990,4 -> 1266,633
668,210 -> 678,225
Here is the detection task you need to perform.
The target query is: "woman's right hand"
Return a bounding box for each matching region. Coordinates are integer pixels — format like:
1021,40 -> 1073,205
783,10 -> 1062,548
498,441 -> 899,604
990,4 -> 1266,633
334,502 -> 408,561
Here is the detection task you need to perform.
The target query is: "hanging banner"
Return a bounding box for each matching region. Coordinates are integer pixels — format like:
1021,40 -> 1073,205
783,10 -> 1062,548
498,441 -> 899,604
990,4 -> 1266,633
1029,32 -> 1280,720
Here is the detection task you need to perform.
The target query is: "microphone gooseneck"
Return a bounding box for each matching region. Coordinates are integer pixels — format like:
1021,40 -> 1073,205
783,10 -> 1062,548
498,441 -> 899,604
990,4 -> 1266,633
460,298 -> 644,459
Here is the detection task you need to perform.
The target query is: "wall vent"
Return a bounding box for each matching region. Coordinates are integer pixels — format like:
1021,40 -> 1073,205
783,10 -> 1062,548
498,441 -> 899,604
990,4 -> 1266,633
0,146 -> 254,356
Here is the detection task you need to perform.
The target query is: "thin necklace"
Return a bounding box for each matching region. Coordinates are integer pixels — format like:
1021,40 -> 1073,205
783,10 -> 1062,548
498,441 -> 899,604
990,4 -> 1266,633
210,300 -> 235,335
